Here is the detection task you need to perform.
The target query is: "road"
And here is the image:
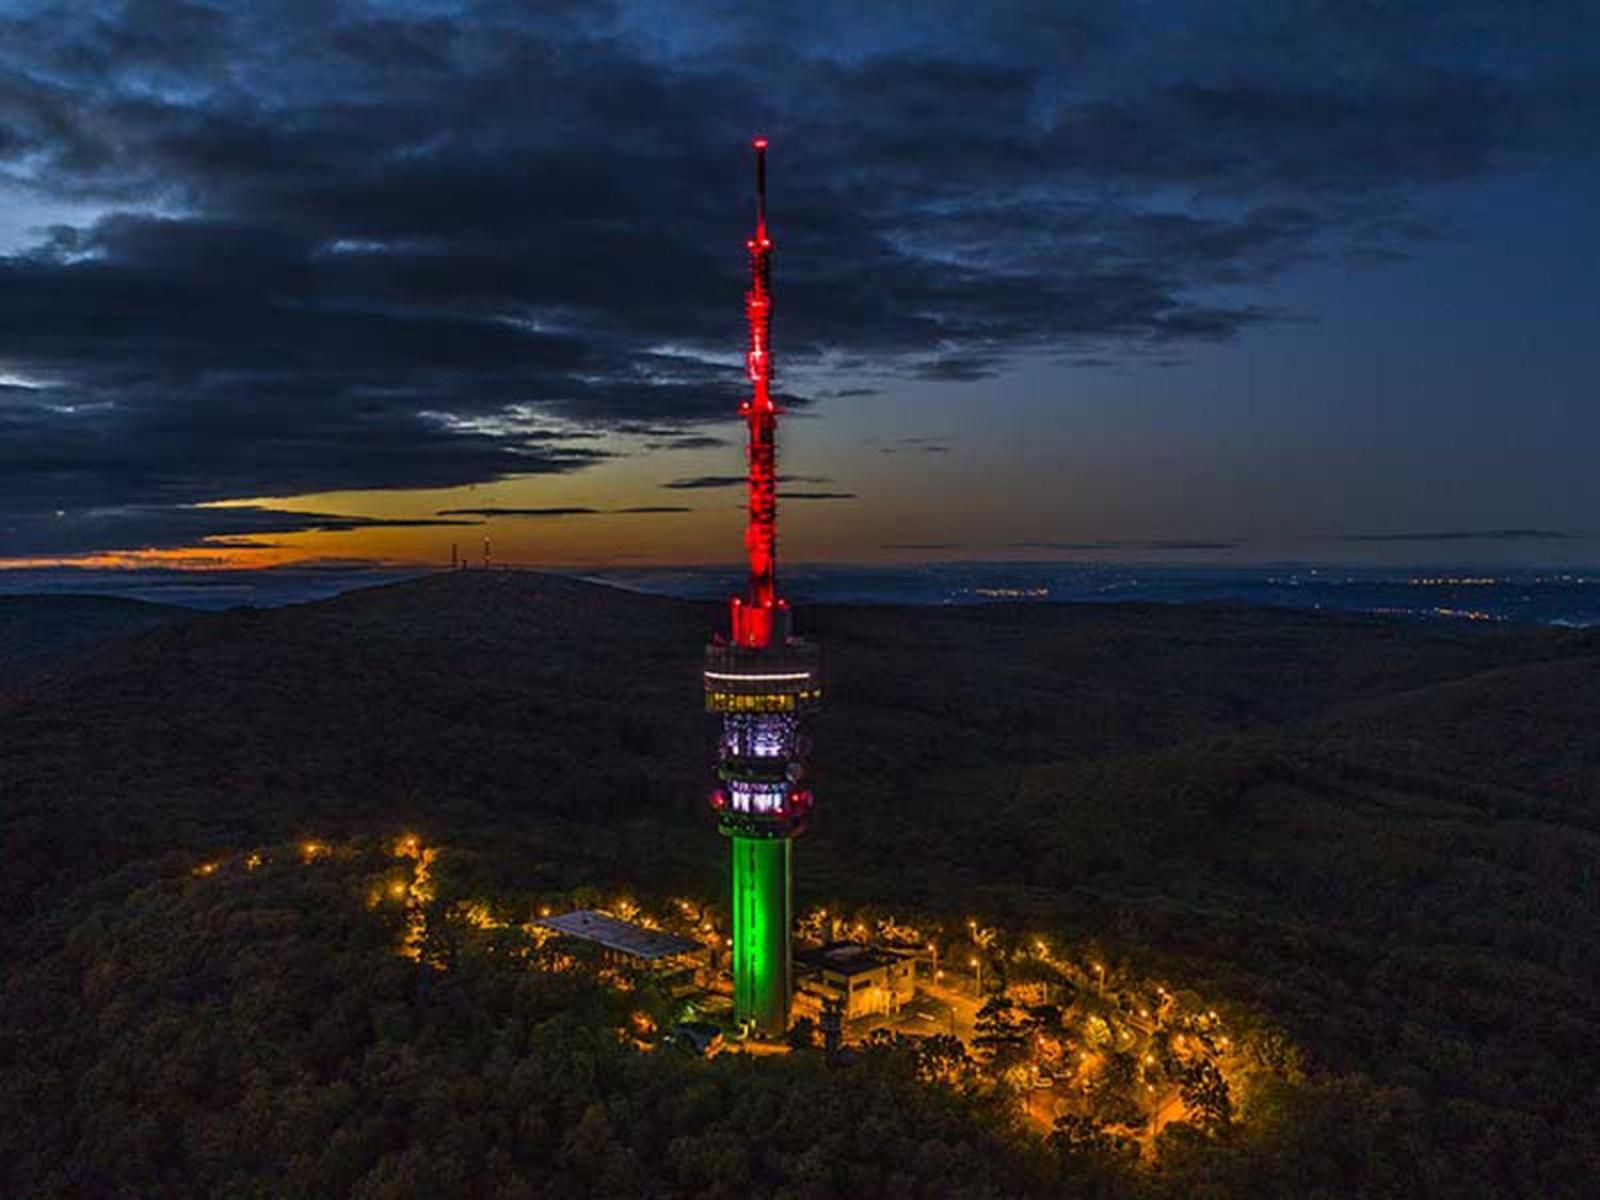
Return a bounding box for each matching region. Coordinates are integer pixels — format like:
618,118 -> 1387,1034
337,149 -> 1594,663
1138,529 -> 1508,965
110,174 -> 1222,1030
1147,1087 -> 1187,1136
903,977 -> 983,1042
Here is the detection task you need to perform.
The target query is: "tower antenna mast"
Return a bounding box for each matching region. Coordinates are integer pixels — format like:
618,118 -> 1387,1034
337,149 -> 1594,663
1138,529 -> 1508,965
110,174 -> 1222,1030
739,136 -> 778,647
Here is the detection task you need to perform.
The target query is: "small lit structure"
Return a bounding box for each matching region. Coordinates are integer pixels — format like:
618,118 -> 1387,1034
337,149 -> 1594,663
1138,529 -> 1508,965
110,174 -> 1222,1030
535,909 -> 709,994
795,942 -> 916,1021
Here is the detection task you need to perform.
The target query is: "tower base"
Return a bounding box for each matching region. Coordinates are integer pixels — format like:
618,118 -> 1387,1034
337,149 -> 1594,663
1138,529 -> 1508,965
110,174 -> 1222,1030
731,834 -> 791,1037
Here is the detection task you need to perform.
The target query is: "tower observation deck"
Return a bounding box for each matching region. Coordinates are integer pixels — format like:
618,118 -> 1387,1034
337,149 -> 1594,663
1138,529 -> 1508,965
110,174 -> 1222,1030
704,138 -> 820,1038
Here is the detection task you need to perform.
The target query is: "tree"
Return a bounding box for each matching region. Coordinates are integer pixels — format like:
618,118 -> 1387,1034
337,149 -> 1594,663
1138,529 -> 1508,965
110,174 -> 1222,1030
913,1034 -> 972,1084
1180,1058 -> 1233,1133
1022,1003 -> 1063,1034
1050,1114 -> 1138,1163
1049,1114 -> 1138,1198
973,995 -> 1028,1072
1090,1050 -> 1145,1129
786,1016 -> 818,1051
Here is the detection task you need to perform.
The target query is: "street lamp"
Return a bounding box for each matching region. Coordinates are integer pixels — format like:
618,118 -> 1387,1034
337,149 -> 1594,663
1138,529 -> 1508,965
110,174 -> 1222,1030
970,956 -> 983,996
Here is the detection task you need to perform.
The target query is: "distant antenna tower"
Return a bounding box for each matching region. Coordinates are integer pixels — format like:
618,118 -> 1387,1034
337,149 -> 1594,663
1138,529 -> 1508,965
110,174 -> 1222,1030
483,537 -> 492,571
450,542 -> 459,570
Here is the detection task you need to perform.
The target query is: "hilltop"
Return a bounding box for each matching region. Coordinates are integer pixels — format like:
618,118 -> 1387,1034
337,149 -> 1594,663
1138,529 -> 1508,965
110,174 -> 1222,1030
2,570 -> 1597,1196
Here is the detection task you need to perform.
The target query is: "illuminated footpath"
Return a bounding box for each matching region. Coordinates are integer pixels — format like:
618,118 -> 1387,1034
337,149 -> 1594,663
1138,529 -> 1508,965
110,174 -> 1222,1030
703,138 -> 821,1038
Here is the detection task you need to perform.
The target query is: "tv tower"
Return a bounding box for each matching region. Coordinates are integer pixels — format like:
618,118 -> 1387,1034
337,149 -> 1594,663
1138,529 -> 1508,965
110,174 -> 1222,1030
703,138 -> 821,1038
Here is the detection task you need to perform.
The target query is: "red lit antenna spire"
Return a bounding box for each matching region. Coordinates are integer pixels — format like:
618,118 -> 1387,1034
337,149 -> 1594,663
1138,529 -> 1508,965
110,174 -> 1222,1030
732,136 -> 781,649
754,137 -> 768,222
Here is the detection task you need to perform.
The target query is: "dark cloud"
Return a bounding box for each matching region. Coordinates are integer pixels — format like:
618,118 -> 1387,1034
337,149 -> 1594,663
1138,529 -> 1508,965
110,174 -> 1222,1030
0,1 -> 1593,554
661,476 -> 746,491
1041,78 -> 1524,193
881,542 -> 966,550
915,355 -> 1001,382
663,473 -> 831,490
434,507 -> 597,518
0,385 -> 602,498
875,436 -> 954,455
0,505 -> 476,556
1328,529 -> 1575,543
648,435 -> 729,451
426,503 -> 691,518
783,491 -> 858,501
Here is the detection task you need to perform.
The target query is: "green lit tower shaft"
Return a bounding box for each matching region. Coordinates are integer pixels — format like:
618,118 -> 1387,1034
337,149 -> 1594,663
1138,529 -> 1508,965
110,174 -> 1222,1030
730,834 -> 790,1030
703,139 -> 820,1038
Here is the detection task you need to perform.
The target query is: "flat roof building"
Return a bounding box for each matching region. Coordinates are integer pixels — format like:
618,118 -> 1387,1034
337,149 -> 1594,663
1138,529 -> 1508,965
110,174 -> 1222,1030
535,910 -> 709,994
536,910 -> 703,960
795,941 -> 917,1021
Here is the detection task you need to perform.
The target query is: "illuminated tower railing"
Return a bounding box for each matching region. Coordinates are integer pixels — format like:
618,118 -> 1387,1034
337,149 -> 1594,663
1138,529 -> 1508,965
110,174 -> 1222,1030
704,138 -> 821,1038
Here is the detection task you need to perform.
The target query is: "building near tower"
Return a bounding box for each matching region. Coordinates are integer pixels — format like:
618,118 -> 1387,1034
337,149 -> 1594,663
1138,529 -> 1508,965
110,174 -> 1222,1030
795,942 -> 918,1022
703,138 -> 821,1038
534,909 -> 710,996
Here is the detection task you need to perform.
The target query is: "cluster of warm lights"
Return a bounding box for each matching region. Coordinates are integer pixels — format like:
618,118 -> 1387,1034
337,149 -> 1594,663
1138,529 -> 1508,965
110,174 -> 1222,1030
392,835 -> 437,961
186,833 -> 1261,1141
457,902 -> 503,931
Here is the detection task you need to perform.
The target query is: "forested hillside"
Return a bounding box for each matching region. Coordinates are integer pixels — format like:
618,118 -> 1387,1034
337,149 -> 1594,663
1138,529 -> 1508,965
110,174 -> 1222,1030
0,594 -> 188,680
2,570 -> 1596,1196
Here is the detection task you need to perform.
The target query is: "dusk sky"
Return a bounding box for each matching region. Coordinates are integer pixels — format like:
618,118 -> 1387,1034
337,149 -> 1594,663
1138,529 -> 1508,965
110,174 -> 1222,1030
2,0 -> 1597,570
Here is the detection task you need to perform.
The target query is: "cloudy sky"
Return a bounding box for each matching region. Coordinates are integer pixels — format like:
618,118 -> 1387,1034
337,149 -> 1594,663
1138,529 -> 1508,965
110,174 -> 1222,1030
2,0 -> 1597,569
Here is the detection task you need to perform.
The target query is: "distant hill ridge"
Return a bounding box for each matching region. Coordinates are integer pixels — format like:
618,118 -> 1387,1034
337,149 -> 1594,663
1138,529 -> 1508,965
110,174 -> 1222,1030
0,593 -> 191,682
2,567 -> 1594,907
